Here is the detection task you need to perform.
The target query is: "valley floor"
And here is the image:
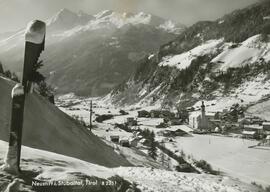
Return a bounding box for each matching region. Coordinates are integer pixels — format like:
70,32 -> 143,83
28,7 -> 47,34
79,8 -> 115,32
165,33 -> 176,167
166,134 -> 270,186
54,94 -> 270,190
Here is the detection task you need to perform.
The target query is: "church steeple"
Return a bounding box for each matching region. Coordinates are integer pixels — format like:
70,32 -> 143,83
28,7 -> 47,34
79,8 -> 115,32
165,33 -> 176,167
201,101 -> 205,113
200,101 -> 208,130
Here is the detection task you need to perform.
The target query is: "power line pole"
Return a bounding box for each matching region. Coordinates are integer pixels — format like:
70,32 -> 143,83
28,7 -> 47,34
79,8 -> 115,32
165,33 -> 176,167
90,100 -> 93,131
1,20 -> 46,174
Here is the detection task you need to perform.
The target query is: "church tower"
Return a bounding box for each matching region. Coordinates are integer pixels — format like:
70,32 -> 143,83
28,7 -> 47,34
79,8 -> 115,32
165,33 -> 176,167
200,101 -> 208,130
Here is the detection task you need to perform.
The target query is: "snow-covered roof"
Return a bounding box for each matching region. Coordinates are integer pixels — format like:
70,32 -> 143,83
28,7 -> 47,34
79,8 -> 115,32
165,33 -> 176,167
242,131 -> 256,135
262,122 -> 270,126
25,20 -> 46,44
244,125 -> 263,130
206,113 -> 216,117
168,125 -> 193,133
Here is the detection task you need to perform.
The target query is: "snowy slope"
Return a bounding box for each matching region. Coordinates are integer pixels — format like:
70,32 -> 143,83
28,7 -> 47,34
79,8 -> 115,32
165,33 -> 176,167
0,77 -> 130,167
158,35 -> 270,71
0,140 -> 262,192
159,39 -> 223,70
110,33 -> 270,113
189,73 -> 270,113
212,35 -> 270,71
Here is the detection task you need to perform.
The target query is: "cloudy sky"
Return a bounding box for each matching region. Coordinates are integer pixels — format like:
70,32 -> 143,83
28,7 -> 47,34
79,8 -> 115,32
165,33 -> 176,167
0,0 -> 260,33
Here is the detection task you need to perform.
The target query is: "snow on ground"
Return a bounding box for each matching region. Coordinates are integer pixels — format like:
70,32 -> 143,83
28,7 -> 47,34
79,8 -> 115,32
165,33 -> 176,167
114,167 -> 261,192
56,95 -> 121,126
247,99 -> 270,121
92,123 -> 133,141
55,94 -> 270,189
159,34 -> 270,73
159,39 -> 223,70
0,140 -> 262,192
165,134 -> 270,187
0,141 -> 113,181
212,35 -> 270,71
192,73 -> 270,113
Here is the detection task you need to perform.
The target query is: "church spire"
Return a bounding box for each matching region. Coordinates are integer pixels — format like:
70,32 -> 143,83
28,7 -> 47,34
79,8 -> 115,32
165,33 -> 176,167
201,101 -> 205,113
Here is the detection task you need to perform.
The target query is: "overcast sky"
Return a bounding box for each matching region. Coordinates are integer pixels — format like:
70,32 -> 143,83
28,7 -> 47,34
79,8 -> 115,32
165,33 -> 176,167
0,0 -> 260,33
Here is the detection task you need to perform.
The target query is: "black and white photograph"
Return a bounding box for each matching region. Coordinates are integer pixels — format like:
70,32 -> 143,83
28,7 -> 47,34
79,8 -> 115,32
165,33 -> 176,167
0,0 -> 270,191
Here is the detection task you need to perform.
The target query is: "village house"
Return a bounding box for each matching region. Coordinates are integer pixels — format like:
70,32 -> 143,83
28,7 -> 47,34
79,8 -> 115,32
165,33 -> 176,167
262,122 -> 270,135
242,125 -> 263,139
244,116 -> 263,125
120,139 -> 130,147
138,110 -> 150,118
167,118 -> 182,126
110,135 -> 120,143
264,135 -> 270,146
126,117 -> 138,126
189,112 -> 201,129
150,110 -> 175,119
129,137 -> 141,147
238,118 -> 251,128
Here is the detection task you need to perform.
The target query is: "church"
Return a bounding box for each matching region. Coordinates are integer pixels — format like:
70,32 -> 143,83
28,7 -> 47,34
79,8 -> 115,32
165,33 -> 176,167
189,101 -> 209,130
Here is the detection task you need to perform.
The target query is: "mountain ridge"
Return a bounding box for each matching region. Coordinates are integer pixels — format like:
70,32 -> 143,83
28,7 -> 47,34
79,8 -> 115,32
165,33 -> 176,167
0,9 -> 185,96
108,0 -> 270,114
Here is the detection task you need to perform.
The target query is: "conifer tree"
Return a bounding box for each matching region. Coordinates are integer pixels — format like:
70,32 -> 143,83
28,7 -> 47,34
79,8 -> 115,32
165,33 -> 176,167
148,131 -> 157,160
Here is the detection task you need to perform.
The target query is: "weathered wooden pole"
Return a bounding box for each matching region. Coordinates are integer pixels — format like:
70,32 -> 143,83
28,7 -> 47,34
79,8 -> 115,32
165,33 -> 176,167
1,20 -> 46,174
90,100 -> 93,131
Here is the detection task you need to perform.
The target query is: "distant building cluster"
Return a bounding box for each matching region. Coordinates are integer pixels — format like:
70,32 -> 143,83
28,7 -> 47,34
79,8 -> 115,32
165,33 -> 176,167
188,101 -> 270,143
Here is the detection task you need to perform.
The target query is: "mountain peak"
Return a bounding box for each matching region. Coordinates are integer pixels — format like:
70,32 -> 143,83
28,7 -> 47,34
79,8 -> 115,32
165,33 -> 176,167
92,10 -> 171,29
47,9 -> 94,31
57,8 -> 74,16
95,10 -> 114,19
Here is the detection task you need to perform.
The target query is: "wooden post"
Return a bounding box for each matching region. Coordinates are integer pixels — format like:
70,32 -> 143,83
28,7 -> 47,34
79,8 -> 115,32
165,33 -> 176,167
1,20 -> 46,174
90,100 -> 93,131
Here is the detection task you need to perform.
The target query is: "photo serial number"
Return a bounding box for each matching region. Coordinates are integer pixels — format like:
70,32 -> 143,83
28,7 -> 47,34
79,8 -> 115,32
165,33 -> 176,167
32,179 -> 117,187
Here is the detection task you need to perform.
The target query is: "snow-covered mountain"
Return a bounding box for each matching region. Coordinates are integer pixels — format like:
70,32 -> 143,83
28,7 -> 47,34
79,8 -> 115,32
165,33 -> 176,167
109,0 -> 270,115
0,9 -> 185,96
47,8 -> 94,31
90,10 -> 184,34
